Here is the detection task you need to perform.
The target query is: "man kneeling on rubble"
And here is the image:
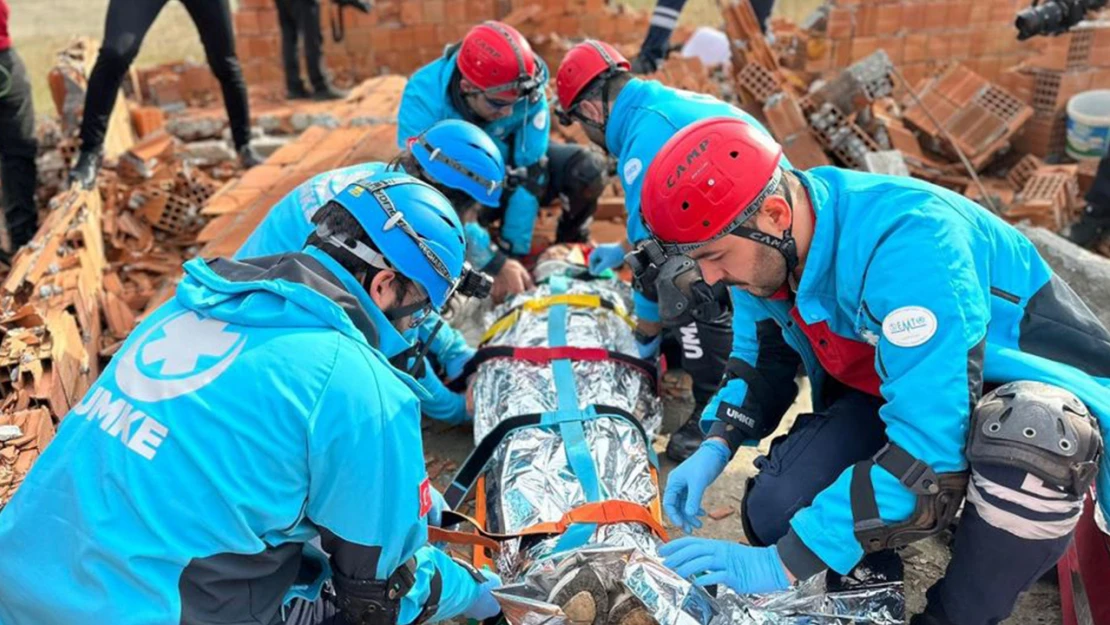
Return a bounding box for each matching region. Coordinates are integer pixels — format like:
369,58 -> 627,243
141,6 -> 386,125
400,21 -> 610,288
237,119 -> 511,426
637,117 -> 1110,625
553,40 -> 792,463
0,171 -> 501,625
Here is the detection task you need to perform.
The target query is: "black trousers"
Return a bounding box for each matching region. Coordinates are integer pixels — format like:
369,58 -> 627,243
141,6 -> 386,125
741,391 -> 1078,625
640,0 -> 775,59
1086,153 -> 1110,213
0,48 -> 39,250
80,0 -> 251,150
275,0 -> 328,92
660,315 -> 732,420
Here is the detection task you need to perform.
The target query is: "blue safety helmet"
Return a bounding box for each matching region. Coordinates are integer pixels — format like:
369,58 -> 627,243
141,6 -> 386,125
325,171 -> 468,311
407,119 -> 505,208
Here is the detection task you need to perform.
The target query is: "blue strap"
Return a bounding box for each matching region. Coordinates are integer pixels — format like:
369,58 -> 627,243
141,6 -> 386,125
546,279 -> 600,552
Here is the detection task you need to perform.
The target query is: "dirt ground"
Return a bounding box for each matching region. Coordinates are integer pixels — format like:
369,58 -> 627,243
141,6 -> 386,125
422,358 -> 1062,624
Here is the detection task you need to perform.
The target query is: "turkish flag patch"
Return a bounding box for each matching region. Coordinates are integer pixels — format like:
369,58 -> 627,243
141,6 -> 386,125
419,478 -> 433,518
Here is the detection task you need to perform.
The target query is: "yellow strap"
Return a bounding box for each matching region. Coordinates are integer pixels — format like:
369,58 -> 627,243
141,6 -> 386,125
480,294 -> 635,344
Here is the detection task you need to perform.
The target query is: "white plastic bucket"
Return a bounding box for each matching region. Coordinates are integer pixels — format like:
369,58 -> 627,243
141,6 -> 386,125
1066,89 -> 1110,161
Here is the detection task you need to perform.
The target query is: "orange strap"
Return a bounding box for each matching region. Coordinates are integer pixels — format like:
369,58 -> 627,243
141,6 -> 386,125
428,526 -> 502,553
435,499 -> 669,552
519,500 -> 669,542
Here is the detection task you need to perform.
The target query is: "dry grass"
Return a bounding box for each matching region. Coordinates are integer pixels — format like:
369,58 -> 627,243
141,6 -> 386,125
8,0 -> 823,115
8,0 -> 215,114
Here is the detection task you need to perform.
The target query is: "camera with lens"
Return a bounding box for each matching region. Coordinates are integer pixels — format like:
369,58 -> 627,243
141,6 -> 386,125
1015,0 -> 1107,40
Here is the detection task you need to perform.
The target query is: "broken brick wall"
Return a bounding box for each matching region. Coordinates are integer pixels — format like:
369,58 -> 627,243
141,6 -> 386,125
231,0 -> 660,90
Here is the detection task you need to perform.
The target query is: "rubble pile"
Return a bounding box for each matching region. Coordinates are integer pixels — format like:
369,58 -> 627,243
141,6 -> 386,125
231,0 -> 675,86
718,0 -> 1108,240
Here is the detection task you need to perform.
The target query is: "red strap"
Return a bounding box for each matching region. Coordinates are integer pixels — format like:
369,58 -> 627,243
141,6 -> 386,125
512,346 -> 611,363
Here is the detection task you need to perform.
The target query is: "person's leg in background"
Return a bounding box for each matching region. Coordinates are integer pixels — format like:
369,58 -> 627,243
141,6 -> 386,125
1066,153 -> 1110,249
631,0 -> 776,73
70,0 -> 169,188
0,47 -> 38,253
296,0 -> 345,100
180,0 -> 261,168
631,0 -> 687,74
543,143 -> 607,245
751,0 -> 776,33
275,0 -> 310,99
662,315 -> 731,462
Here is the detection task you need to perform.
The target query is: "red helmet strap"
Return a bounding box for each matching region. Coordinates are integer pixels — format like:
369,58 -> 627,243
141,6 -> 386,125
726,176 -> 799,282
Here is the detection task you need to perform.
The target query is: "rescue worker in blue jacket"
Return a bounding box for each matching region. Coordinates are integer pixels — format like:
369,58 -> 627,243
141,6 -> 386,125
399,21 -> 609,286
636,117 -> 1108,625
237,119 -> 509,425
0,171 -> 502,625
553,40 -> 792,463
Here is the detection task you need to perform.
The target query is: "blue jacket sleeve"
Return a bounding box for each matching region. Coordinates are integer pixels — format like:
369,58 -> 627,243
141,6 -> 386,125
419,313 -> 475,382
701,289 -> 799,452
783,217 -> 988,577
307,344 -> 482,622
501,186 -> 541,256
417,362 -> 469,425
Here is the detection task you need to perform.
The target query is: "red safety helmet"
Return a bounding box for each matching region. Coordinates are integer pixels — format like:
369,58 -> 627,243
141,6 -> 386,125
555,40 -> 630,115
641,117 -> 784,250
457,21 -> 542,101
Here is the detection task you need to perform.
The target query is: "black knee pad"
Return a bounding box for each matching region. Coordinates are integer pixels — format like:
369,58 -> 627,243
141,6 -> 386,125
969,381 -> 1102,496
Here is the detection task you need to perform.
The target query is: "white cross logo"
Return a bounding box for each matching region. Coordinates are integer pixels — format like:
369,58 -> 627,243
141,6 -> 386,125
141,313 -> 242,375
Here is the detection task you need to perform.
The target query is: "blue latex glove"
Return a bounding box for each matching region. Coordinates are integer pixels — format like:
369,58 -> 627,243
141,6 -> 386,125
462,569 -> 502,620
636,333 -> 662,360
429,486 -> 448,528
660,538 -> 791,594
589,243 -> 626,276
663,439 -> 730,533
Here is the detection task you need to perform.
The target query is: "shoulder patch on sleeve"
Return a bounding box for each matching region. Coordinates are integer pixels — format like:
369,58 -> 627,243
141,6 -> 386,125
623,158 -> 643,185
532,110 -> 548,130
882,306 -> 938,347
419,477 -> 433,517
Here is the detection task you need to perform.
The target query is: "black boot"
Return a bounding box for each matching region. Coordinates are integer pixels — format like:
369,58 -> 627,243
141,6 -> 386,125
239,144 -> 264,169
666,414 -> 706,462
313,83 -> 349,101
287,83 -> 313,100
1065,204 -> 1110,249
68,149 -> 103,190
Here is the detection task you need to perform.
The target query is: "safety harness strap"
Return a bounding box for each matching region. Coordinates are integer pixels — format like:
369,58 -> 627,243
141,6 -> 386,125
481,294 -> 635,344
443,404 -> 651,509
851,443 -> 966,552
448,346 -> 659,394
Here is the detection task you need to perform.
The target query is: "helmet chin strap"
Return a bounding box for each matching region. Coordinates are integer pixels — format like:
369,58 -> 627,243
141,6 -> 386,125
726,183 -> 799,291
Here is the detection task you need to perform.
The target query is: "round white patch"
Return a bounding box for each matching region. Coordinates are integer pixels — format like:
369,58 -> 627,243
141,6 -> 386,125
623,158 -> 643,185
881,306 -> 938,348
532,110 -> 547,130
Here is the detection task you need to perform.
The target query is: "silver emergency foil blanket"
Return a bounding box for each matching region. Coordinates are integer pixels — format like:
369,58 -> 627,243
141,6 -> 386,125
471,258 -> 904,625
